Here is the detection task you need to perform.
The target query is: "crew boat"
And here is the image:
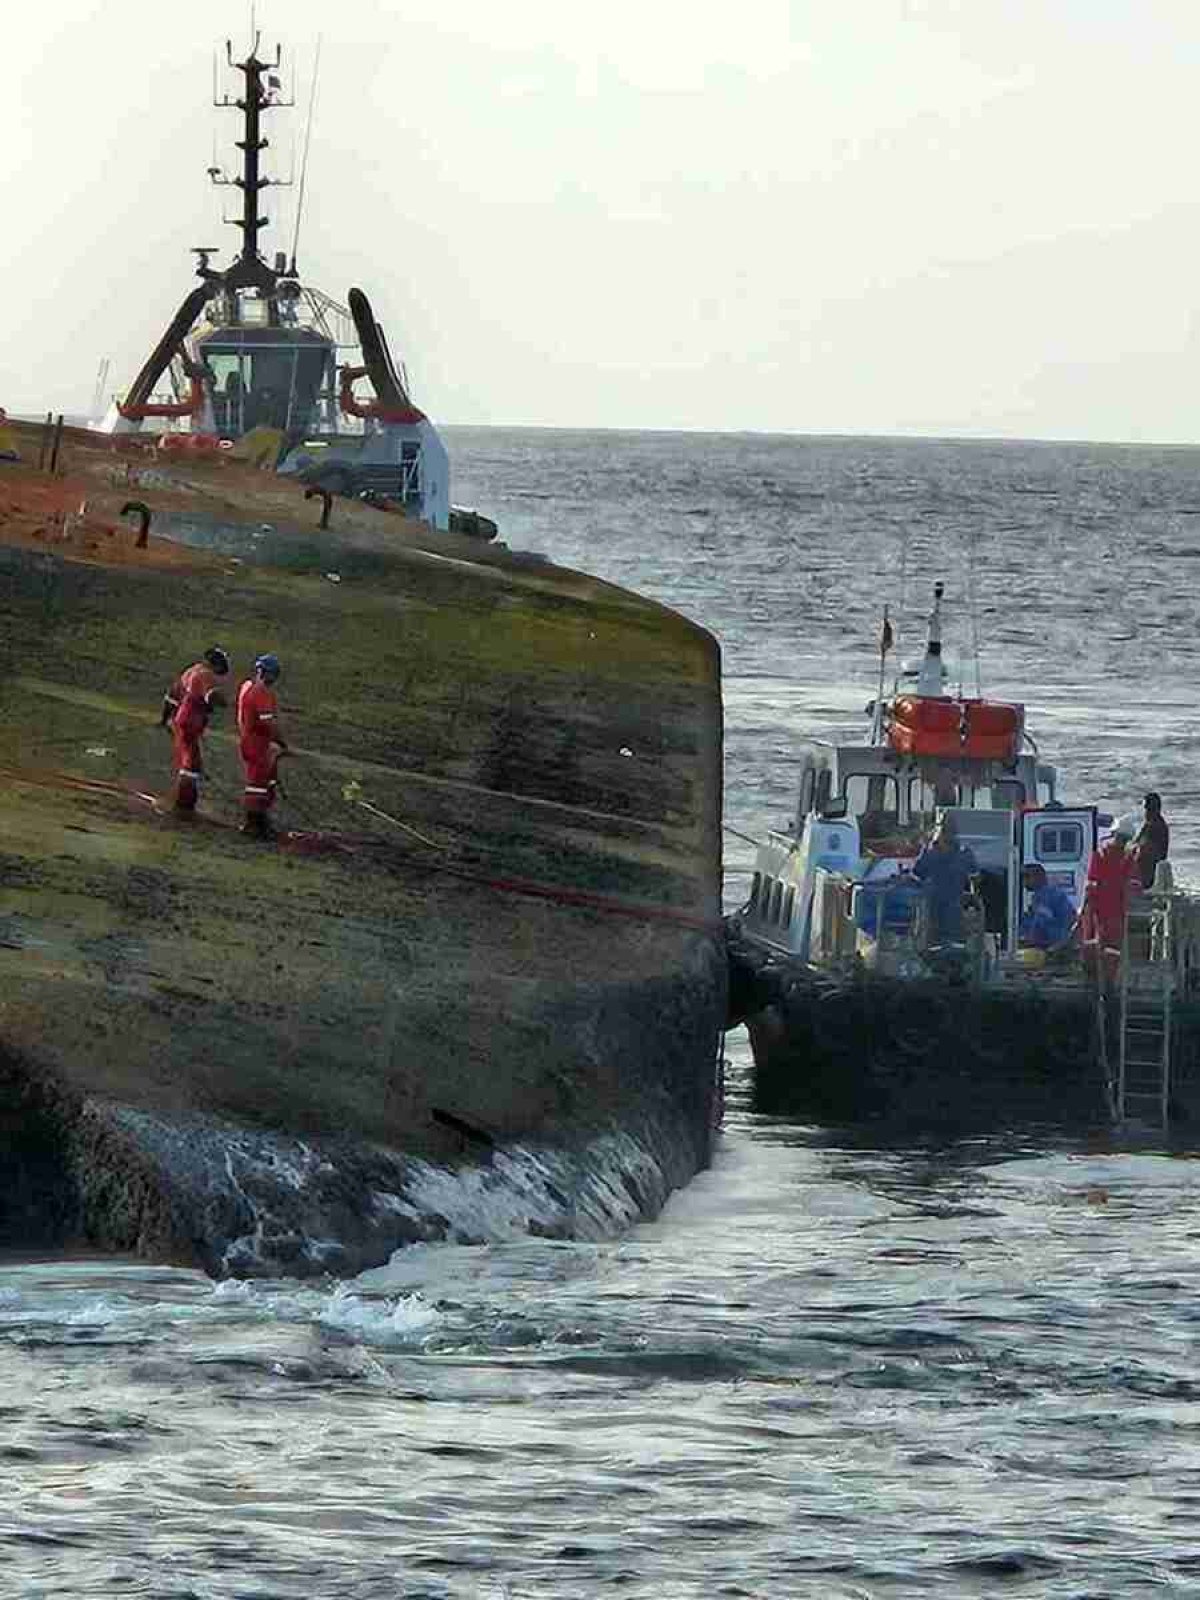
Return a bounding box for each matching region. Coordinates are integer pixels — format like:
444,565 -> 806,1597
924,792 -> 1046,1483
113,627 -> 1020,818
731,582 -> 1200,1133
739,583 -> 1097,977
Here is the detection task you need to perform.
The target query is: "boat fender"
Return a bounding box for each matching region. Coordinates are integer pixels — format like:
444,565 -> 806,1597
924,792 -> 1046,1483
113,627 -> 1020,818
120,500 -> 152,549
304,486 -> 333,529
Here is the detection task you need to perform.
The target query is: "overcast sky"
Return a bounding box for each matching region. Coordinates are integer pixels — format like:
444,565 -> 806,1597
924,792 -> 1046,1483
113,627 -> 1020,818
5,1 -> 1200,440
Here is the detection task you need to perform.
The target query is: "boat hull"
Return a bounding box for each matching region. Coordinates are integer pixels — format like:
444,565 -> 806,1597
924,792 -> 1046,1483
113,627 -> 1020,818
0,421 -> 726,1273
746,971 -> 1200,1136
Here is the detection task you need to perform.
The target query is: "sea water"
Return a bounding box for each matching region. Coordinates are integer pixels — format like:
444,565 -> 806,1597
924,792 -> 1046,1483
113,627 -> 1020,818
5,430 -> 1200,1597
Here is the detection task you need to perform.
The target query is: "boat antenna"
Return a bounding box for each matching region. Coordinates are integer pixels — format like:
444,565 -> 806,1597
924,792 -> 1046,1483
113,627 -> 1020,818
963,526 -> 983,697
870,606 -> 893,744
914,582 -> 946,698
289,34 -> 322,276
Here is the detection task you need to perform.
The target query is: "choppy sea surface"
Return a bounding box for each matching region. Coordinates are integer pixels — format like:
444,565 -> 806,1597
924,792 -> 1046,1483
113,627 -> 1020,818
7,430 -> 1200,1597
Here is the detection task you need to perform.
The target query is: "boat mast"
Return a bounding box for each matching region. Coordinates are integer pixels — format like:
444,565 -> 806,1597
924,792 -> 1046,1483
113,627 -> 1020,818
212,34 -> 293,295
914,581 -> 948,698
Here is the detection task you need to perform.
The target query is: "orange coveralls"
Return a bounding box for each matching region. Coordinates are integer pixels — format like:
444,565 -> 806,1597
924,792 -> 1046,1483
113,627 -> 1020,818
167,661 -> 222,810
236,677 -> 282,815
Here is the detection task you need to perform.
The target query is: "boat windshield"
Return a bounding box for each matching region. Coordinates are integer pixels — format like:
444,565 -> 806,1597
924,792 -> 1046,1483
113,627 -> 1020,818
908,774 -> 1026,821
200,339 -> 333,438
843,773 -> 913,851
841,767 -> 1033,853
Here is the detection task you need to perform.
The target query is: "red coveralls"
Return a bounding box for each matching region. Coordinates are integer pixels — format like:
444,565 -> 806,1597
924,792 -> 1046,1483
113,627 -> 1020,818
167,661 -> 221,811
236,677 -> 281,816
1079,844 -> 1138,980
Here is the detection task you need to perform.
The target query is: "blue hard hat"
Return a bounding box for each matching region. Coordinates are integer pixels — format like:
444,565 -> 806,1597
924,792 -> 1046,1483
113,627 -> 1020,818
254,653 -> 281,680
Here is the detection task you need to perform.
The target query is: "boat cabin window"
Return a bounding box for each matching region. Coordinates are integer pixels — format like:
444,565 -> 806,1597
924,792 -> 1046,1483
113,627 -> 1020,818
960,779 -> 1025,810
907,775 -> 960,822
200,341 -> 332,437
798,765 -> 815,818
992,779 -> 1025,811
1031,821 -> 1084,861
844,774 -> 900,844
769,879 -> 784,923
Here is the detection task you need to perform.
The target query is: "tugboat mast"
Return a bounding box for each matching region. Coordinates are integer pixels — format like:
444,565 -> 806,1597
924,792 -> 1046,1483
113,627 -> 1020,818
212,34 -> 293,295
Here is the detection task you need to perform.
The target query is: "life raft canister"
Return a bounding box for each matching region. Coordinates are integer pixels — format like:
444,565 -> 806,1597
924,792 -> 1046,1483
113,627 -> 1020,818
887,695 -> 1023,760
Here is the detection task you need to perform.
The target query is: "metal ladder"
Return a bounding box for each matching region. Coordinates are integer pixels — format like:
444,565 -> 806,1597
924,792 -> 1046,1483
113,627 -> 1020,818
1116,897 -> 1172,1129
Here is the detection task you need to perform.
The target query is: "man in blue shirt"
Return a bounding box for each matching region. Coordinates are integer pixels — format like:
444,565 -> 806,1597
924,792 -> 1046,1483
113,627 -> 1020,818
1019,863 -> 1077,950
912,815 -> 978,944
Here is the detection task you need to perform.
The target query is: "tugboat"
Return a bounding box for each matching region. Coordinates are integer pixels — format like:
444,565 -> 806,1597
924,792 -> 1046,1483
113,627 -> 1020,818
97,34 -> 492,539
731,583 -> 1200,1135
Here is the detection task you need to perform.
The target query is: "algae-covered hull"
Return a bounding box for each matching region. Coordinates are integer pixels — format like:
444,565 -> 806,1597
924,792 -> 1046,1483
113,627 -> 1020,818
0,423 -> 726,1273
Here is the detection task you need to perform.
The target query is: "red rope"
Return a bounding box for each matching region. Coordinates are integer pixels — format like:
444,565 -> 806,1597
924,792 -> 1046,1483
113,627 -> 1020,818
0,764 -> 721,934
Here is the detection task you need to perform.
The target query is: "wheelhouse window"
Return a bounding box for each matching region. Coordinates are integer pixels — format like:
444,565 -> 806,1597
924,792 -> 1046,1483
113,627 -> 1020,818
844,773 -> 900,844
814,768 -> 833,814
992,779 -> 1026,811
960,779 -> 1023,810
769,879 -> 784,923
798,765 -> 815,818
907,775 -> 949,821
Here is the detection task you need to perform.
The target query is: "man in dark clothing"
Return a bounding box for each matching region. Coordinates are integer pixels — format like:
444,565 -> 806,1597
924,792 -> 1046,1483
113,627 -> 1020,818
1019,863 -> 1077,950
1133,792 -> 1169,891
912,815 -> 978,943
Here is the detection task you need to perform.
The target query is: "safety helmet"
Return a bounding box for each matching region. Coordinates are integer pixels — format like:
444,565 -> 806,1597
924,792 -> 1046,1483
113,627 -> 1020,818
254,652 -> 281,682
204,646 -> 230,675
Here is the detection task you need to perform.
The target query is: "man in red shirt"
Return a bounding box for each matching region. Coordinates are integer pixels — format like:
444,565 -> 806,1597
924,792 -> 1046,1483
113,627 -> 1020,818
236,653 -> 289,838
161,646 -> 230,813
1079,823 -> 1139,982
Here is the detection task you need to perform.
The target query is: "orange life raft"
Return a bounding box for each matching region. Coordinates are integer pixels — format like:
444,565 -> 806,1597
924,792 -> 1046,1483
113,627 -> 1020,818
887,695 -> 1024,761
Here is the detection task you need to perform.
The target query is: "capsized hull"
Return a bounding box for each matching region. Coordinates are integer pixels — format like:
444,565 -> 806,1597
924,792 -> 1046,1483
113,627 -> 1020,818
0,421 -> 726,1272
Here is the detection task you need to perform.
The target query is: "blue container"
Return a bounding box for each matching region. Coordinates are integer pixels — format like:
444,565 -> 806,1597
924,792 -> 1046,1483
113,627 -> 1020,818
855,879 -> 921,938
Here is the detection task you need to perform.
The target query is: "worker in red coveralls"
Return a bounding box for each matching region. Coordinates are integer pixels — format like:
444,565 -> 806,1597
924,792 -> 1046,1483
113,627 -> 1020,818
160,646 -> 230,813
236,653 -> 289,838
1078,821 -> 1140,984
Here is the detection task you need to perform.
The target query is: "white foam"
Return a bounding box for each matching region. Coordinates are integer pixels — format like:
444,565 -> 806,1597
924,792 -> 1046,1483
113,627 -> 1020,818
205,1274 -> 443,1346
314,1282 -> 442,1343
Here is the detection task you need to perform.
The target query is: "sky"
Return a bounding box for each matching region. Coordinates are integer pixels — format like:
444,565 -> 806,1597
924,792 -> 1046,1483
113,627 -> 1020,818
5,0 -> 1200,440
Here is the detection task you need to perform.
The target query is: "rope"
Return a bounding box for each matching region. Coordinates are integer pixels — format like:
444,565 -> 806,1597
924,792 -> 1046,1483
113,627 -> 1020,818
723,823 -> 760,848
0,761 -> 722,934
345,790 -> 448,852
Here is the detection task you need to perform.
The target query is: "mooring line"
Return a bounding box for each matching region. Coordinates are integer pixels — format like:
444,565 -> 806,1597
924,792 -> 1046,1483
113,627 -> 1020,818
0,762 -> 723,934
